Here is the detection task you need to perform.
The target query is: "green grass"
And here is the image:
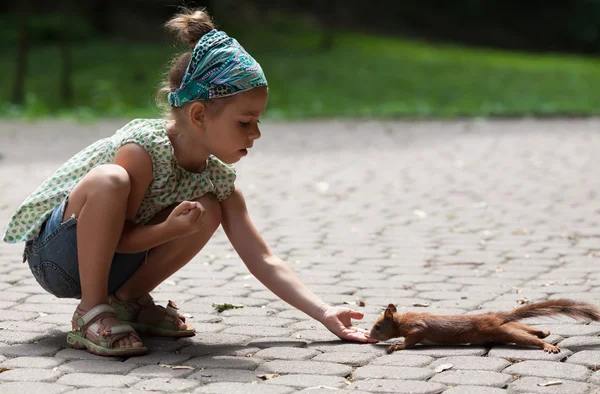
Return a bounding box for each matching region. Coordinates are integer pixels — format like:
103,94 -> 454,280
2,21 -> 600,120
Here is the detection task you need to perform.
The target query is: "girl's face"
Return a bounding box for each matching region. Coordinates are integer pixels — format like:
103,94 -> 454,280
201,87 -> 268,164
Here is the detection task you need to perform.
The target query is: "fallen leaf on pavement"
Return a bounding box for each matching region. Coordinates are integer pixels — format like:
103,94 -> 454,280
434,364 -> 453,373
258,373 -> 280,380
537,381 -> 562,387
160,364 -> 194,370
212,303 -> 244,313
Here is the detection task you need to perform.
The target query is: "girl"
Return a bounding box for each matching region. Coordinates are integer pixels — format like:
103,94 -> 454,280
3,8 -> 376,356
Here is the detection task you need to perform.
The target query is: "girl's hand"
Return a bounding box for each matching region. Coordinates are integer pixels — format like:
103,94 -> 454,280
165,201 -> 205,237
319,306 -> 379,343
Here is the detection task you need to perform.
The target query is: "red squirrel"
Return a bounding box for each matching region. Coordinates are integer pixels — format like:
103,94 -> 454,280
369,299 -> 600,353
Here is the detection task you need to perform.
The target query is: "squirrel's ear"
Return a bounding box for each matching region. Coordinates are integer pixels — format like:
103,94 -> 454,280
384,304 -> 396,318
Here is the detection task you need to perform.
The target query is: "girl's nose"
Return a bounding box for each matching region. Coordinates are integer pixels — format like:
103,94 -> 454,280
249,127 -> 261,140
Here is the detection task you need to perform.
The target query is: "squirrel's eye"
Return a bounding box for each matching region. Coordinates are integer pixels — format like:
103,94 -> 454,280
375,324 -> 381,331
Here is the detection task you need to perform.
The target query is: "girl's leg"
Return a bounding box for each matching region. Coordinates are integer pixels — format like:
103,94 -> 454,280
113,193 -> 222,308
62,164 -> 142,348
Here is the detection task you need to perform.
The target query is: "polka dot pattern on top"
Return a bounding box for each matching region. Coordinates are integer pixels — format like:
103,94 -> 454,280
2,118 -> 236,244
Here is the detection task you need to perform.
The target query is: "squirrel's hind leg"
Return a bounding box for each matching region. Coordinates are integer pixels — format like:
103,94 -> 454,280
497,324 -> 559,353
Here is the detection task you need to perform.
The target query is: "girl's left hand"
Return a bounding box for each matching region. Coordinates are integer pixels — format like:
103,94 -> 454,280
319,306 -> 379,343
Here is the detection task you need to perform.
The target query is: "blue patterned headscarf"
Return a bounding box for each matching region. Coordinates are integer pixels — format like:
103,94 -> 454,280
168,30 -> 268,107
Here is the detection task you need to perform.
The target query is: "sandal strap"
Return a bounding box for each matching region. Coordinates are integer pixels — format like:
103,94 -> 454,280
73,304 -> 118,333
165,300 -> 180,318
72,304 -> 142,349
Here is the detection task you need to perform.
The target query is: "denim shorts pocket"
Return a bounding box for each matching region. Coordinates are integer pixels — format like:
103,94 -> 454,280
36,216 -> 76,249
30,260 -> 78,298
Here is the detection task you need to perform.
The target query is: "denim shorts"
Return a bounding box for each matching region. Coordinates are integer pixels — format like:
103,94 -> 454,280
23,197 -> 147,299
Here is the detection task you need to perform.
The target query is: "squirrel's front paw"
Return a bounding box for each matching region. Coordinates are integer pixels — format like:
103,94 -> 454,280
386,344 -> 404,353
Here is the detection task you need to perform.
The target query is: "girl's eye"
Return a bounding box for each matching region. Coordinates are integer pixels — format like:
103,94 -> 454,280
239,122 -> 250,127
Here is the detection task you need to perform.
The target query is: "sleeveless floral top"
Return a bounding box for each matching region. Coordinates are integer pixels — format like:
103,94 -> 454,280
3,118 -> 236,244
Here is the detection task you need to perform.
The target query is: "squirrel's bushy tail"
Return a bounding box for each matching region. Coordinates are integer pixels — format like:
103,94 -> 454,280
504,299 -> 600,323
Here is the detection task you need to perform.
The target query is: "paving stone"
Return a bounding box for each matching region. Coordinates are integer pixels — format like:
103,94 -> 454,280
371,354 -> 434,367
179,333 -> 251,347
186,355 -> 262,370
311,351 -> 377,366
63,389 -> 148,394
247,338 -> 309,348
291,329 -> 339,341
0,320 -> 61,333
0,330 -> 47,344
296,389 -> 371,394
430,370 -> 512,387
558,335 -> 600,351
589,370 -> 600,385
0,368 -> 63,382
127,364 -> 196,378
190,323 -> 227,333
56,373 -> 140,388
133,377 -> 200,392
392,346 -> 488,357
349,379 -> 447,393
442,386 -> 507,394
194,382 -> 294,393
253,347 -> 319,360
122,351 -> 191,366
58,360 -> 138,374
565,350 -> 600,367
180,344 -> 254,357
255,360 -> 352,376
138,337 -> 187,352
308,342 -> 386,354
0,293 -> 30,303
54,348 -> 124,361
222,326 -> 294,337
488,346 -> 572,361
12,303 -> 77,314
508,376 -> 591,394
352,365 -> 434,380
263,374 -> 347,389
0,342 -> 61,357
503,360 -> 591,381
430,356 -> 511,371
189,368 -> 260,383
0,382 -> 71,394
221,316 -> 295,326
0,356 -> 64,369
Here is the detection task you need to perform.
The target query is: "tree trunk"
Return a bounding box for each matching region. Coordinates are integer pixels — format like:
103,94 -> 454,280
12,0 -> 30,105
59,0 -> 74,105
316,0 -> 336,52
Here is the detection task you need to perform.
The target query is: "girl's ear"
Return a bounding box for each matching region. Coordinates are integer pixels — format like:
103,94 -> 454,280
188,102 -> 207,130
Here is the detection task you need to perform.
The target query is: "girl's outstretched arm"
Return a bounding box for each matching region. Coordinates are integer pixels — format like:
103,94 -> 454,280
220,187 -> 376,343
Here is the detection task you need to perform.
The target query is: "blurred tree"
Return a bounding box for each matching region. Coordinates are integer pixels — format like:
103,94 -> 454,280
59,0 -> 73,104
12,0 -> 30,105
314,0 -> 337,51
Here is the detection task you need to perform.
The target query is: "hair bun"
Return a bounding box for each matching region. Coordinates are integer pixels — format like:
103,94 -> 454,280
165,8 -> 215,49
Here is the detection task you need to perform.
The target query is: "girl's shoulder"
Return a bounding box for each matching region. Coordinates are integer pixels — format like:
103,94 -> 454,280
115,118 -> 167,138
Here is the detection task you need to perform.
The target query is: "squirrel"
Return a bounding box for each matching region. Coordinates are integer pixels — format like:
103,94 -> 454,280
368,299 -> 600,353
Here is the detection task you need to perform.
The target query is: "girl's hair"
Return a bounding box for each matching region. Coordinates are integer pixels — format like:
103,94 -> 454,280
156,7 -> 227,118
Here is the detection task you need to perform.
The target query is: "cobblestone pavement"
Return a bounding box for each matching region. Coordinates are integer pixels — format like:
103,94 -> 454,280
0,118 -> 600,393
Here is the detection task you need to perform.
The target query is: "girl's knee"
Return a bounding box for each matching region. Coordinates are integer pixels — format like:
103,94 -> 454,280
88,165 -> 131,195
